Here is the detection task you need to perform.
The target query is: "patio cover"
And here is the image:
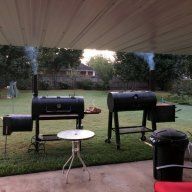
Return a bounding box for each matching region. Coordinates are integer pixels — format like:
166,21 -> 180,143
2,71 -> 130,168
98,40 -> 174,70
0,0 -> 192,54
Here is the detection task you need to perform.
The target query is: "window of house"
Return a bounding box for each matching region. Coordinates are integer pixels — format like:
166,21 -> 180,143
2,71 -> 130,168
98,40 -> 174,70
88,71 -> 93,76
80,71 -> 86,76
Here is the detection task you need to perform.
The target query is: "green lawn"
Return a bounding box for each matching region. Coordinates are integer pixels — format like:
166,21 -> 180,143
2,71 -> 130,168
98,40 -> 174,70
0,90 -> 192,176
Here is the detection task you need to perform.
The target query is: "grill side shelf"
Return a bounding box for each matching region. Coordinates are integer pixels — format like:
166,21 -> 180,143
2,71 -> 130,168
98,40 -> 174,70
84,111 -> 101,114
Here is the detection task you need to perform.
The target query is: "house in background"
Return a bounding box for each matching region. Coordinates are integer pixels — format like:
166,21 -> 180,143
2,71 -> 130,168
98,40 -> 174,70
39,63 -> 148,90
39,63 -> 101,88
63,64 -> 96,77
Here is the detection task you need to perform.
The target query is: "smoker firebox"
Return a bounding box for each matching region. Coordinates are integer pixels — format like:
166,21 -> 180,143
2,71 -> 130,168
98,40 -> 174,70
3,114 -> 33,135
147,102 -> 176,122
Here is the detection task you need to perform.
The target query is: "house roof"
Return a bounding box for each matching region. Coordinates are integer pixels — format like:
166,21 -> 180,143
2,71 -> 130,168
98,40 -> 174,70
76,63 -> 94,71
60,63 -> 94,71
0,0 -> 192,55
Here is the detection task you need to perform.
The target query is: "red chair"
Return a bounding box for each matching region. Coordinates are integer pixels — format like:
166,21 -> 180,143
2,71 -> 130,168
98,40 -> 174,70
154,164 -> 192,192
154,181 -> 192,192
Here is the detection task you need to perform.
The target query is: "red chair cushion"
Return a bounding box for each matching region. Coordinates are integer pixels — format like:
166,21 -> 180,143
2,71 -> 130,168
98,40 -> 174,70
154,181 -> 192,192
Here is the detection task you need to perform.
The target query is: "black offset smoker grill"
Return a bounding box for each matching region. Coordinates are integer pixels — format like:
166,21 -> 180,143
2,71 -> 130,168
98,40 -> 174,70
105,90 -> 178,149
31,96 -> 84,152
1,74 -> 86,153
105,91 -> 157,149
30,75 -> 85,152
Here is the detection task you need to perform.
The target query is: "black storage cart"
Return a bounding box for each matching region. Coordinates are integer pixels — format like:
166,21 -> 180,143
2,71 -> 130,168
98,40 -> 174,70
150,128 -> 189,181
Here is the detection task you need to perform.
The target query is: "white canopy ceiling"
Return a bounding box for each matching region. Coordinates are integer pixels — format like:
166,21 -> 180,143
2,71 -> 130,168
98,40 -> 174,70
0,0 -> 192,54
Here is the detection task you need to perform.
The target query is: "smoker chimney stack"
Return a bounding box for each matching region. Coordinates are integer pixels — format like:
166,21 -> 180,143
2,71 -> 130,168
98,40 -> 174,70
149,70 -> 155,91
32,74 -> 38,97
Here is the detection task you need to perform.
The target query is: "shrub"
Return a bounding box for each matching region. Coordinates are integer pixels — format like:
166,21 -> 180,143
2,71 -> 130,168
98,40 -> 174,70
39,80 -> 50,90
76,80 -> 94,90
58,82 -> 70,89
172,80 -> 192,96
94,82 -> 106,90
17,78 -> 31,90
169,80 -> 192,105
165,94 -> 192,105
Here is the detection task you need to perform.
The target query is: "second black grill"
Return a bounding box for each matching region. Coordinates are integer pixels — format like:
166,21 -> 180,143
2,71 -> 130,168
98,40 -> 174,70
105,91 -> 157,149
31,95 -> 85,152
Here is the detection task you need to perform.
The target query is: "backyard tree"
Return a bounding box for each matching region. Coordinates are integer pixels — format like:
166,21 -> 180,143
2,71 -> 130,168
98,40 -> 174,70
88,55 -> 114,89
114,52 -> 148,88
180,55 -> 192,79
38,48 -> 82,86
0,45 -> 31,88
154,54 -> 184,90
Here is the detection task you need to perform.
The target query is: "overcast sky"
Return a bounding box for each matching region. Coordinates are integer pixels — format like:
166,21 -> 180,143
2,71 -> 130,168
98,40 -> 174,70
81,49 -> 115,64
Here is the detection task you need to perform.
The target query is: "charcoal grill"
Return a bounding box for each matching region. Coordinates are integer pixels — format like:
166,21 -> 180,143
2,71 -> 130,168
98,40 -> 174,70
31,95 -> 84,152
29,74 -> 85,152
105,91 -> 157,149
32,96 -> 84,119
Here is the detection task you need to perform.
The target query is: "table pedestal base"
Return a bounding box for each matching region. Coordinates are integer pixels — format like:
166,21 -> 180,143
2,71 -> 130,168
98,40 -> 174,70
62,141 -> 91,184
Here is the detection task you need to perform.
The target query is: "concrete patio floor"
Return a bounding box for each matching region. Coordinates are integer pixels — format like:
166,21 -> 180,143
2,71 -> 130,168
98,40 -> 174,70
0,160 -> 191,192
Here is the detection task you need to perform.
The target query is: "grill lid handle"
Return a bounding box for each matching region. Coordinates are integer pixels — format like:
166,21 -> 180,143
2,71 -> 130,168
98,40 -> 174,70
133,94 -> 138,100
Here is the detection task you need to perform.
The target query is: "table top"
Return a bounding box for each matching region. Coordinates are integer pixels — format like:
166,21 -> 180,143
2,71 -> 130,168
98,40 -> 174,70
57,130 -> 95,141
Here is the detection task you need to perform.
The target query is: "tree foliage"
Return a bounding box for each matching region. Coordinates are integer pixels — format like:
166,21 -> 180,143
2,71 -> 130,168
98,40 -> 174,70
38,47 -> 82,86
0,45 -> 83,88
114,52 -> 191,90
88,55 -> 114,88
180,55 -> 192,79
154,54 -> 184,90
114,52 -> 149,83
0,45 -> 30,88
38,48 -> 82,73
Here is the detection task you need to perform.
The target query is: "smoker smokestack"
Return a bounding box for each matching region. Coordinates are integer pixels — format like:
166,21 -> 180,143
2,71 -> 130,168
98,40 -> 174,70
134,52 -> 156,91
149,70 -> 155,91
32,74 -> 38,97
24,46 -> 39,97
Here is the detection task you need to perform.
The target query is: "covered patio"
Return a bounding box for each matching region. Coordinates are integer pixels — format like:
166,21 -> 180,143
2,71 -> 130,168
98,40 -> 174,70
0,0 -> 192,54
0,160 -> 191,192
0,0 -> 192,192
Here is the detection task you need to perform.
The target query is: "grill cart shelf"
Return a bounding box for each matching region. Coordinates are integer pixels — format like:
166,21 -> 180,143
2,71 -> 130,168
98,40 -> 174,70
117,126 -> 153,134
38,134 -> 61,141
105,109 -> 157,150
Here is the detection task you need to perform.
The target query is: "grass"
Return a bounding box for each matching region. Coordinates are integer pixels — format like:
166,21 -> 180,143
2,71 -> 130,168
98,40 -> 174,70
155,91 -> 192,105
0,90 -> 192,176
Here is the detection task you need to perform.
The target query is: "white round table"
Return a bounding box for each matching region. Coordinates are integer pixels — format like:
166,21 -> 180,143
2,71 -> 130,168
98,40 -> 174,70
57,129 -> 95,184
